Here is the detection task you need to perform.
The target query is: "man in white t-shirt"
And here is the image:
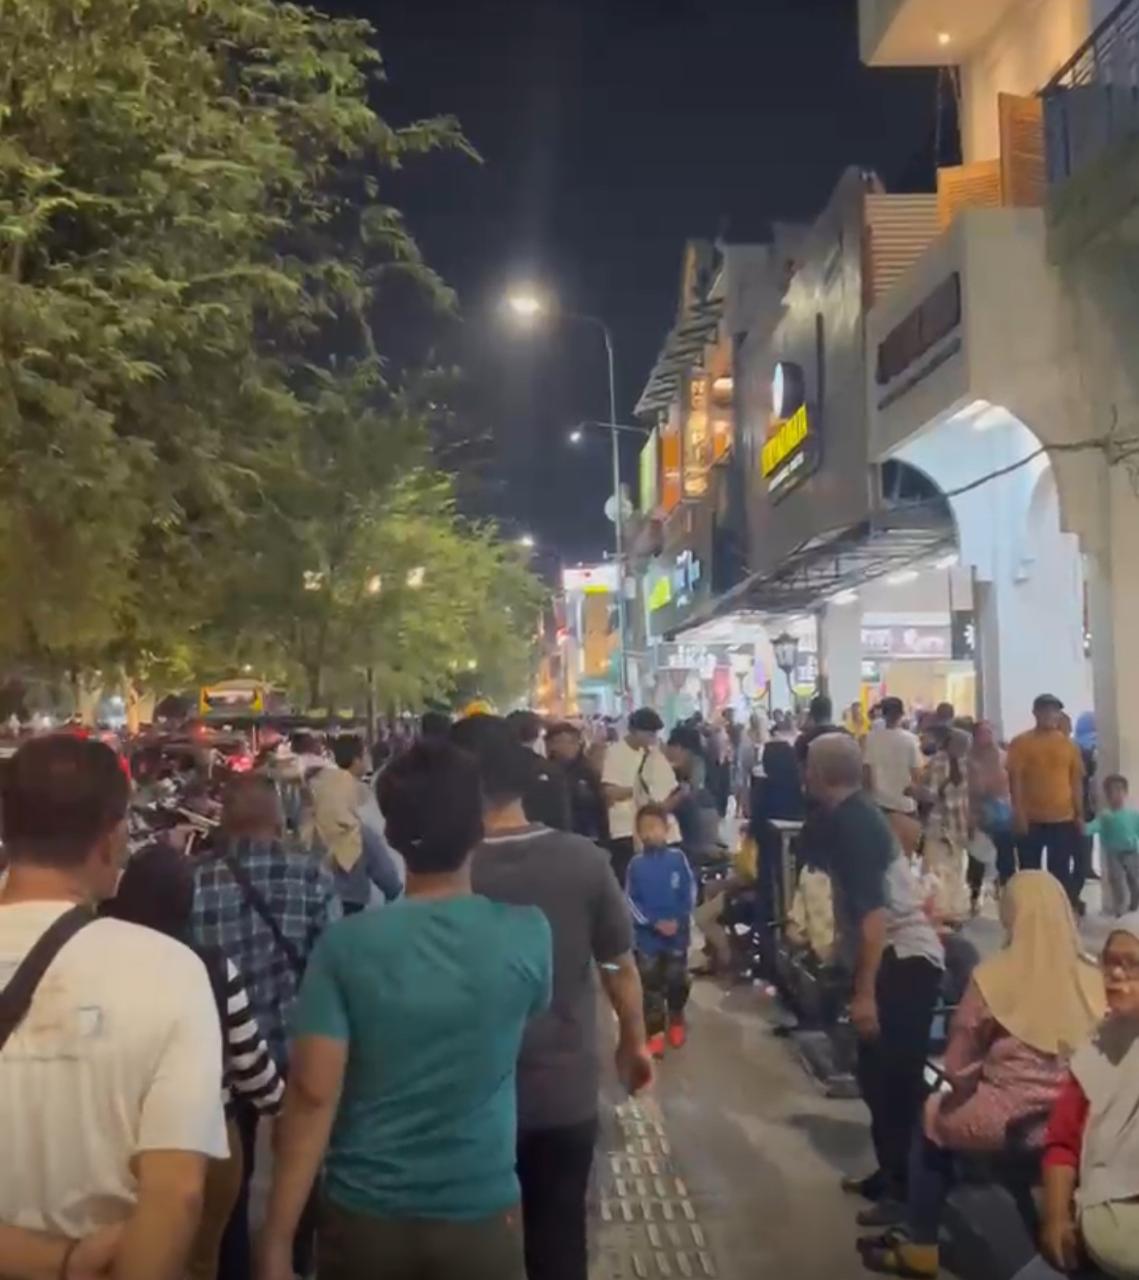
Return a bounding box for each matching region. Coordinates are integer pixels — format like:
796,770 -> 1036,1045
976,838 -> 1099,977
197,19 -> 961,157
602,709 -> 679,885
862,696 -> 923,817
0,735 -> 227,1280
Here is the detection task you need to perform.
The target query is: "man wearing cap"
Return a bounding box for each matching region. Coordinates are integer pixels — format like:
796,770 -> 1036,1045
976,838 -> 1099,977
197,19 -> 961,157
1007,693 -> 1086,908
602,709 -> 679,885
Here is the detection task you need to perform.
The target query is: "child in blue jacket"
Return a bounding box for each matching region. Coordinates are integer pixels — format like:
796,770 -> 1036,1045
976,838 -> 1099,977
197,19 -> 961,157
627,803 -> 697,1056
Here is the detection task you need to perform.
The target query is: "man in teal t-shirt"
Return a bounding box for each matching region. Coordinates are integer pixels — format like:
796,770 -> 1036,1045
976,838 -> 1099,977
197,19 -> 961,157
259,743 -> 552,1280
1088,774 -> 1139,915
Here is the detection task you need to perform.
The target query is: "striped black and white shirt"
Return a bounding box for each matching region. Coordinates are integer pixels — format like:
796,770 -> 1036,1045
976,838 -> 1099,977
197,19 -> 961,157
219,957 -> 284,1113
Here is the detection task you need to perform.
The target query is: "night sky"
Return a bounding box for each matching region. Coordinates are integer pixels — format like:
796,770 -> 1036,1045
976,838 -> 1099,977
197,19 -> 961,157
328,0 -> 940,561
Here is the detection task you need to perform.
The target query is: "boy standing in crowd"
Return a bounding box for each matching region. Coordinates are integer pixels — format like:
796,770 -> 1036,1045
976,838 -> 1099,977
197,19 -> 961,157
1087,774 -> 1139,915
626,804 -> 697,1058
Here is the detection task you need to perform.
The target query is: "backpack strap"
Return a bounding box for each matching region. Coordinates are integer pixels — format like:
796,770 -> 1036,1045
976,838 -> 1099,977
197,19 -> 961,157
220,852 -> 306,980
0,905 -> 95,1052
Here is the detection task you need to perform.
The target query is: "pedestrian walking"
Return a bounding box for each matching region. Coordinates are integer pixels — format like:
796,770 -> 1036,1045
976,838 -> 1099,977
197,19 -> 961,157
968,720 -> 1017,887
1087,774 -> 1139,916
0,736 -> 228,1280
920,726 -> 973,922
104,843 -> 284,1280
1007,694 -> 1085,910
546,721 -> 609,843
627,804 -> 697,1056
458,715 -> 653,1280
601,708 -> 679,885
311,734 -> 402,914
258,741 -> 552,1280
191,774 -> 338,1280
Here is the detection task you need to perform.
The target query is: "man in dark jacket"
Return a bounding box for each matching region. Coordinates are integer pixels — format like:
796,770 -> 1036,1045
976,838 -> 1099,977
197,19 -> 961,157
547,722 -> 608,843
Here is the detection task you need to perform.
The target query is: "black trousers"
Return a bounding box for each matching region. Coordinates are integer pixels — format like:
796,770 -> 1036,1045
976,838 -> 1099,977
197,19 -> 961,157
607,838 -> 636,888
516,1118 -> 598,1280
218,1100 -> 318,1280
854,950 -> 943,1201
636,951 -> 690,1036
1018,820 -> 1083,907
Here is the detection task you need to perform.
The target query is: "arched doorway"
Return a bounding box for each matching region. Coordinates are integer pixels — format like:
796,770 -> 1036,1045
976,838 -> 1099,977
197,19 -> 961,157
886,401 -> 1092,736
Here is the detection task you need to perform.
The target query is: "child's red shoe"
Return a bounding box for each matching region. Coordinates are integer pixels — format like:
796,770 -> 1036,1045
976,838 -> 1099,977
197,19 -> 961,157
648,1032 -> 667,1059
667,1022 -> 687,1050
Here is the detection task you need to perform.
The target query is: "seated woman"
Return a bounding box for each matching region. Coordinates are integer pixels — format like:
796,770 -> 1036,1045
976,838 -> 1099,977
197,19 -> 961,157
1015,914 -> 1139,1280
860,871 -> 1105,1276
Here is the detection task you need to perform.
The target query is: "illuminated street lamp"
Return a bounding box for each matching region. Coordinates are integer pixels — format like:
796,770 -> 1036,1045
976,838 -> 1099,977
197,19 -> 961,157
504,289 -> 628,704
518,533 -> 536,549
568,428 -> 584,445
506,290 -> 544,319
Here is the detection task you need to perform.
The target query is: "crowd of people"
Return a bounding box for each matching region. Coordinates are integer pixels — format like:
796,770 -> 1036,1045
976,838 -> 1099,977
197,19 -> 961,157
2,686 -> 1139,1280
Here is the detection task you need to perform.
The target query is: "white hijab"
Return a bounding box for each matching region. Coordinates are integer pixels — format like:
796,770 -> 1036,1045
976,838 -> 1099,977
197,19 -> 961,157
1071,912 -> 1139,1211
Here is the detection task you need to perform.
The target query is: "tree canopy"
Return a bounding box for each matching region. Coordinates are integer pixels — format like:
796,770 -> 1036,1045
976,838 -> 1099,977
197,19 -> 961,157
0,0 -> 541,717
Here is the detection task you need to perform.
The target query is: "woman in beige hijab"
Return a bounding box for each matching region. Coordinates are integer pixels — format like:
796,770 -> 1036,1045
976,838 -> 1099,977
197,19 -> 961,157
861,871 -> 1104,1277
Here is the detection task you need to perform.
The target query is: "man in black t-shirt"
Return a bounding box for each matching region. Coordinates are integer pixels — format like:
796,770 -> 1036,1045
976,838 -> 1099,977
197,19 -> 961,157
546,722 -> 608,843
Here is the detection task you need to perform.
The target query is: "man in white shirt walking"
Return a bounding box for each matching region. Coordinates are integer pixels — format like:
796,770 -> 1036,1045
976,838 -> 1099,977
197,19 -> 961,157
861,697 -> 924,852
602,709 -> 679,885
0,735 -> 227,1280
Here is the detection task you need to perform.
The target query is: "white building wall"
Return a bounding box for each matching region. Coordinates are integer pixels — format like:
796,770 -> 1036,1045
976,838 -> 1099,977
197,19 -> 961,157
818,602 -> 864,716
960,0 -> 1093,162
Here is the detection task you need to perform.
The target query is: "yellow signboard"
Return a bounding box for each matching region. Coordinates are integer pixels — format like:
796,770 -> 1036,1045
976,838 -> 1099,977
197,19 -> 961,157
648,576 -> 673,612
761,403 -> 809,479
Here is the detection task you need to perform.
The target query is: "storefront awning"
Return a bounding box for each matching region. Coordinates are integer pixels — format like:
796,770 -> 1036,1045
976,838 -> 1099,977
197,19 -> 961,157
664,507 -> 956,637
634,300 -> 724,418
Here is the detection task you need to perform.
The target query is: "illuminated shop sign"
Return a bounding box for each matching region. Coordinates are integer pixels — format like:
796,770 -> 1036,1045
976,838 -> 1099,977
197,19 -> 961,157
647,551 -> 703,614
761,403 -> 809,479
682,374 -> 712,500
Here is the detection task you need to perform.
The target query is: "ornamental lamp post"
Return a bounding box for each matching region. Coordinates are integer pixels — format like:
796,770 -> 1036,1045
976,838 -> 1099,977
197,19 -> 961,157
772,631 -> 800,709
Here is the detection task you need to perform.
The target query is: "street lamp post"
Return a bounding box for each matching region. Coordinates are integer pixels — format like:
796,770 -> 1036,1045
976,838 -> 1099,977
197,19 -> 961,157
506,290 -> 630,708
772,631 -> 801,711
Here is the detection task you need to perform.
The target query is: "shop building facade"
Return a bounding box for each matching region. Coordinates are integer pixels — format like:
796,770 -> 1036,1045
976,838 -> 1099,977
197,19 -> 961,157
860,0 -> 1138,768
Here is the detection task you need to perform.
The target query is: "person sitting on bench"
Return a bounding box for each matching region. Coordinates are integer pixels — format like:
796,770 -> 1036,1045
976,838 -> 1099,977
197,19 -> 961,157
693,829 -> 757,976
1017,913 -> 1139,1280
858,871 -> 1104,1277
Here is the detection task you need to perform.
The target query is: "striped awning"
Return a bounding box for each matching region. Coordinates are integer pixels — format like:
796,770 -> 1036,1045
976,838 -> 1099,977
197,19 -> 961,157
634,300 -> 724,418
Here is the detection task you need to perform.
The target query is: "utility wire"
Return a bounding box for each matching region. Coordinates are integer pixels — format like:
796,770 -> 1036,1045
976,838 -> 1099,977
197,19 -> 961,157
902,433 -> 1139,510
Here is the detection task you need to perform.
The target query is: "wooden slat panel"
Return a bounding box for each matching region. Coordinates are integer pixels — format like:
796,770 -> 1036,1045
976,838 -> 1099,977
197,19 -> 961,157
864,193 -> 940,305
937,160 -> 1002,230
999,92 -> 1047,208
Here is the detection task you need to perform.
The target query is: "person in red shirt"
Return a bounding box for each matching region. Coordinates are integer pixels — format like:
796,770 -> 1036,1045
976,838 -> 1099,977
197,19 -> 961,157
1028,914 -> 1139,1279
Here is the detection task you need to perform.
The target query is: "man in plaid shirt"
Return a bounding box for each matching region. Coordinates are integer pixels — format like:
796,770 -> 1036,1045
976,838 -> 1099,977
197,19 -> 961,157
191,773 -> 338,1277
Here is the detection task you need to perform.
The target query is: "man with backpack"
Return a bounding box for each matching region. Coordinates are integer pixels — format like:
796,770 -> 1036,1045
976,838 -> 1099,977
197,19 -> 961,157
0,735 -> 228,1280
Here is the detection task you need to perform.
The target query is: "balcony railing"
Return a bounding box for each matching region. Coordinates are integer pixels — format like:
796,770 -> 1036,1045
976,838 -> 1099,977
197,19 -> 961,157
1043,0 -> 1139,184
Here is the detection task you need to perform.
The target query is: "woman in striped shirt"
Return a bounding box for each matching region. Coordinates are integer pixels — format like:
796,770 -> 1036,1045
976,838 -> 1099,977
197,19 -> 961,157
104,842 -> 283,1280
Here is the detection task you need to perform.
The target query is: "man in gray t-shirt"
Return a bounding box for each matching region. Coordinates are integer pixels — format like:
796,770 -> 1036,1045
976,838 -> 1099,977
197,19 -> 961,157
806,733 -> 944,1216
454,715 -> 652,1280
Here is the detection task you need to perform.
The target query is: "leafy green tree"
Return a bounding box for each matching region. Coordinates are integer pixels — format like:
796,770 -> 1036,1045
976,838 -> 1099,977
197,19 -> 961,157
0,0 -> 468,718
204,360 -> 542,711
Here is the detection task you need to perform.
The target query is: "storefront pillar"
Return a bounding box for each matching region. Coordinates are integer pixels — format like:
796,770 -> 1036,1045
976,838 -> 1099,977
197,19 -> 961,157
1087,461 -> 1139,785
971,520 -> 1090,740
818,602 -> 863,717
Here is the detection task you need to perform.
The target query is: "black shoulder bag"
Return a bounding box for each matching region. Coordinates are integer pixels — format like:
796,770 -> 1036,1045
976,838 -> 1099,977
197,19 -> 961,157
0,905 -> 94,1052
221,852 -> 306,980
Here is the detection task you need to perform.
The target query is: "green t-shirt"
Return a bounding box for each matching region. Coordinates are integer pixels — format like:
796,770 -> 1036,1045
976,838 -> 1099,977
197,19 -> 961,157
292,894 -> 552,1221
1088,808 -> 1139,855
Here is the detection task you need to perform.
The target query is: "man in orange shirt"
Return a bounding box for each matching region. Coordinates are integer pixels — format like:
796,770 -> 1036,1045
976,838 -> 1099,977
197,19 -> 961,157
1007,693 -> 1085,910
